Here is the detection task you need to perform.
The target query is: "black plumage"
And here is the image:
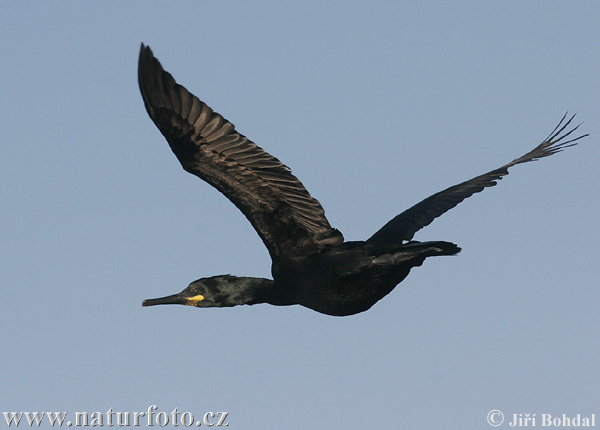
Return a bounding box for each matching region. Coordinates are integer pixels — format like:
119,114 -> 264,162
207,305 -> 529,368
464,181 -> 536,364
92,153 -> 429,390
138,44 -> 586,316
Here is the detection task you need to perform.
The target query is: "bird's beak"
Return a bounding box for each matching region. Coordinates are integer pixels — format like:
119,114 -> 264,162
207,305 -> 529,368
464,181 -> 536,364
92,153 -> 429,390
142,293 -> 187,307
142,293 -> 204,307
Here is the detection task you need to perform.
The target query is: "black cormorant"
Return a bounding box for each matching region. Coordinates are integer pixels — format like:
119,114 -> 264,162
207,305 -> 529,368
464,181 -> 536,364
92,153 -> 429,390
138,44 -> 586,316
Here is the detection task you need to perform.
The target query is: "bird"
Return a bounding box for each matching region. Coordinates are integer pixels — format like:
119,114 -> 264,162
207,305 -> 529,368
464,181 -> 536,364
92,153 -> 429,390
138,43 -> 587,316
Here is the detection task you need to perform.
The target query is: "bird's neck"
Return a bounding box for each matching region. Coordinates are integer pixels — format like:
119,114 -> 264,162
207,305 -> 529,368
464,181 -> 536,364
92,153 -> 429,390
221,276 -> 294,307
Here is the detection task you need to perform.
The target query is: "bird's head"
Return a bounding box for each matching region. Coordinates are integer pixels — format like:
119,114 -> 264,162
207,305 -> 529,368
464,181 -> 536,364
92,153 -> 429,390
142,275 -> 273,309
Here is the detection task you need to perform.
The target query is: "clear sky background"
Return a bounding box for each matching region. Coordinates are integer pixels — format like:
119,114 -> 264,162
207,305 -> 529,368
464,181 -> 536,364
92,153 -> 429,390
1,2 -> 599,429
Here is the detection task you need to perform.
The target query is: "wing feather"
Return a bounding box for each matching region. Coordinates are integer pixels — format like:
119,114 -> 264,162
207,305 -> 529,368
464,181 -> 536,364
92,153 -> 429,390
368,113 -> 587,243
138,44 -> 342,259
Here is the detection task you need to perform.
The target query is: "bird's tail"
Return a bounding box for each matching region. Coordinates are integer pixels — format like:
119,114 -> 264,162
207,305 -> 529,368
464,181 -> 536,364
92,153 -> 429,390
403,240 -> 461,256
371,240 -> 461,265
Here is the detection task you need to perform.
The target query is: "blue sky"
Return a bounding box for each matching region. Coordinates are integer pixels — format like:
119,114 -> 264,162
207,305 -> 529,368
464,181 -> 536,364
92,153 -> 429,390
1,2 -> 599,429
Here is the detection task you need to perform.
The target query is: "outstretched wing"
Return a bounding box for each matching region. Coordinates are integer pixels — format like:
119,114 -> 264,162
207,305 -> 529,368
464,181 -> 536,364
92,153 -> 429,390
368,114 -> 587,244
138,44 -> 342,259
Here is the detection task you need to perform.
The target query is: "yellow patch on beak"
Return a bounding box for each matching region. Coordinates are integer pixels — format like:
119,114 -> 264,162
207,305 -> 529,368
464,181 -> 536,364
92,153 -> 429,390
185,294 -> 205,306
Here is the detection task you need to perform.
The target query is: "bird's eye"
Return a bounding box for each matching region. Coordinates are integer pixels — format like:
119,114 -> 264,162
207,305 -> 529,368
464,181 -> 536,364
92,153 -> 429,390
194,289 -> 202,295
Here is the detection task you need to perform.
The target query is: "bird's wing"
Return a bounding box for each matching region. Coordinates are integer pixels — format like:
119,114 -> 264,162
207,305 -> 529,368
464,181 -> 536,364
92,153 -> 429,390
368,114 -> 587,244
138,44 -> 342,260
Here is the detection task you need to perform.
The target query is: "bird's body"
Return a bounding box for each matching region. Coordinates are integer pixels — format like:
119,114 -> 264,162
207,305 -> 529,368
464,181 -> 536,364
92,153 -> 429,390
138,44 -> 586,316
271,240 -> 460,315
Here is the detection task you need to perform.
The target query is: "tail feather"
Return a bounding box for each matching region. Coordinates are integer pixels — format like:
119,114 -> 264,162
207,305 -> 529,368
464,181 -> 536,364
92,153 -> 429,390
372,241 -> 460,265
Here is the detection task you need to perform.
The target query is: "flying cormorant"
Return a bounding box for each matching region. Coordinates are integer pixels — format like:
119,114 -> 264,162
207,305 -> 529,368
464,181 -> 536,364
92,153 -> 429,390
138,44 -> 586,316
